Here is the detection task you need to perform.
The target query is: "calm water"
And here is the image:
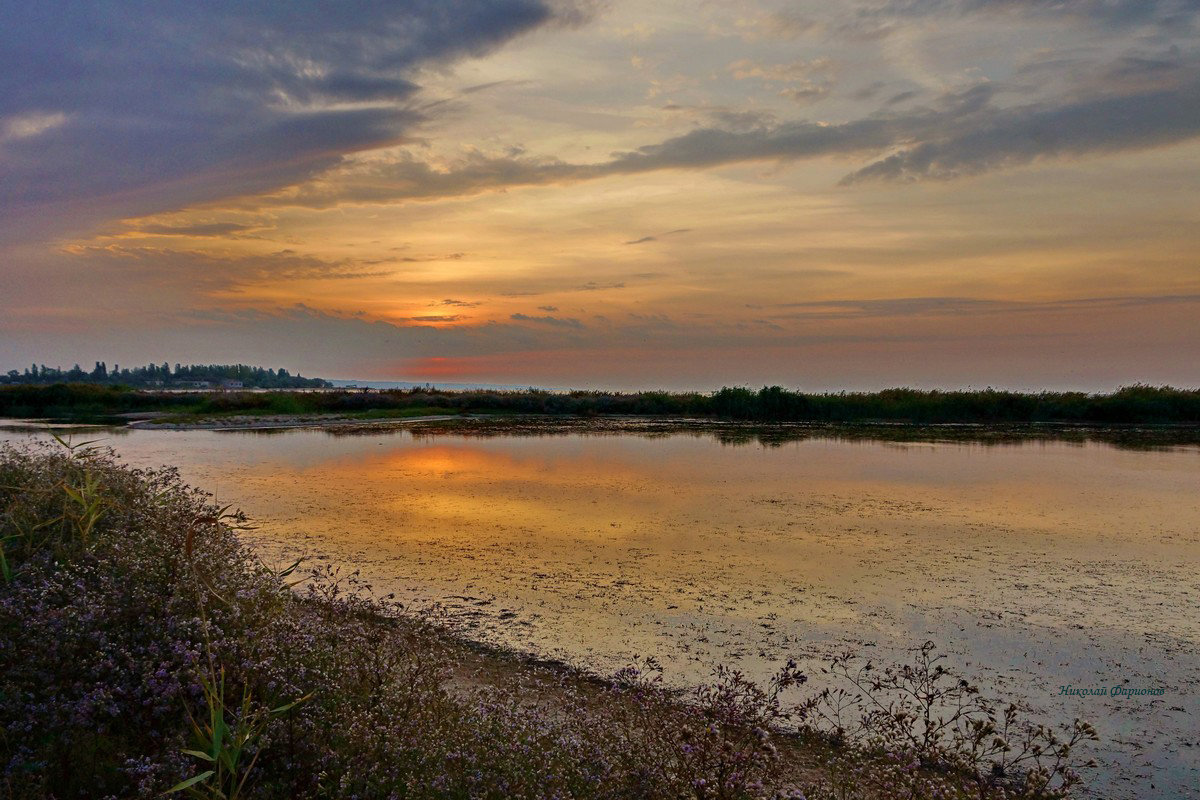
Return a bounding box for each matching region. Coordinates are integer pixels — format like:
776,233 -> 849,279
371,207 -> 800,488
3,423 -> 1197,797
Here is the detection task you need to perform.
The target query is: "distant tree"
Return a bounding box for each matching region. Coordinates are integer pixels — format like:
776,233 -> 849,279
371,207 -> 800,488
0,360 -> 330,388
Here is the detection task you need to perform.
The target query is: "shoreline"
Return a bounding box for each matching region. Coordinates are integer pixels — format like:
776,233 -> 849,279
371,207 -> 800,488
59,412 -> 1200,449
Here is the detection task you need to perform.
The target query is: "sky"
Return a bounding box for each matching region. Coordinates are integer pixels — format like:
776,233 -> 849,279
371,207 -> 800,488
1,0 -> 1198,391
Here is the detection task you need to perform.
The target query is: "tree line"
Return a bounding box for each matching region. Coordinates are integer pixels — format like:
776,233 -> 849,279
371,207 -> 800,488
2,362 -> 329,389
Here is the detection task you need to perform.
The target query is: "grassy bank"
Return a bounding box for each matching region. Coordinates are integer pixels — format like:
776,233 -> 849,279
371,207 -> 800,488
0,445 -> 1096,799
2,383 -> 1199,426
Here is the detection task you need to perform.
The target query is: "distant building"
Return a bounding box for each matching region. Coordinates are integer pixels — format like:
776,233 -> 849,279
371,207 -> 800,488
176,380 -> 211,388
220,379 -> 244,389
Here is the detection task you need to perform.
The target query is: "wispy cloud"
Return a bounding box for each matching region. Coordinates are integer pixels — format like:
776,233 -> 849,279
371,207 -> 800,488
257,57 -> 1200,209
769,294 -> 1200,320
756,0 -> 1200,41
842,76 -> 1200,182
510,312 -> 585,328
577,281 -> 625,291
396,253 -> 466,263
727,57 -> 835,104
132,222 -> 260,237
59,245 -> 393,293
856,0 -> 1200,29
1,111 -> 68,143
623,228 -> 693,245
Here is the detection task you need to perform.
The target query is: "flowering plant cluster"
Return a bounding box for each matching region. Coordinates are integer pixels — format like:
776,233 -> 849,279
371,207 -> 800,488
798,644 -> 1099,799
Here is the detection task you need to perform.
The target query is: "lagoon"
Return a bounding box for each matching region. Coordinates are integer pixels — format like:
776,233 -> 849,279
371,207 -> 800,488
2,420 -> 1197,797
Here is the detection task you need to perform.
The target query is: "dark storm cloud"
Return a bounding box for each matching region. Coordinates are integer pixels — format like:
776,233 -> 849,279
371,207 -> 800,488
0,1 -> 568,220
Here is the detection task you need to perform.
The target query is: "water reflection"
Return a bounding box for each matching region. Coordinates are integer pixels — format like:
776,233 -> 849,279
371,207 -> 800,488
1,421 -> 1197,796
215,417 -> 1200,451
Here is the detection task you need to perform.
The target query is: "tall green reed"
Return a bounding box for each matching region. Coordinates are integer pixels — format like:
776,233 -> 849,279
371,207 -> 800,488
0,434 -> 107,582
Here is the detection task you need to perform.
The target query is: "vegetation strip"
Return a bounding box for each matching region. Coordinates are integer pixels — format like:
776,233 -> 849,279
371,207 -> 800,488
2,383 -> 1199,427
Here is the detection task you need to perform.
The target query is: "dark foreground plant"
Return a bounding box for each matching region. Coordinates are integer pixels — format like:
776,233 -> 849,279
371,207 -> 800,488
798,643 -> 1098,799
169,665 -> 310,799
0,444 -> 1096,799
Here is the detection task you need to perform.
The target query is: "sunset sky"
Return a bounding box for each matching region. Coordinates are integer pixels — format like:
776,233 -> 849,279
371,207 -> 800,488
2,1 -> 1197,390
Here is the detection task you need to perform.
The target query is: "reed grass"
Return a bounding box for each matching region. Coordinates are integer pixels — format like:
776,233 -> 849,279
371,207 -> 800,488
3,383 -> 1199,425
